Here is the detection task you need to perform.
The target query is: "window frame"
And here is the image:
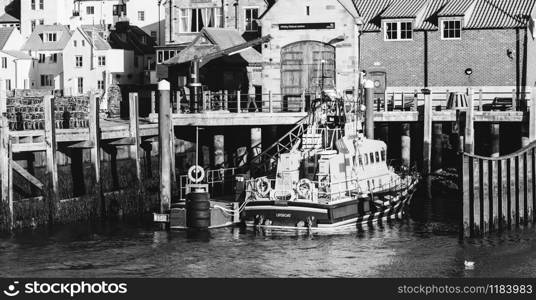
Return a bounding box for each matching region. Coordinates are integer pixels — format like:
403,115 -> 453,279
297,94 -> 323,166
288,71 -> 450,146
441,19 -> 462,40
138,11 -> 145,21
75,55 -> 83,68
77,77 -> 84,94
178,7 -> 223,33
384,20 -> 413,41
97,80 -> 104,90
39,0 -> 44,10
86,6 -> 95,15
38,53 -> 45,63
1,57 -> 6,69
40,74 -> 53,87
244,7 -> 259,32
98,55 -> 106,66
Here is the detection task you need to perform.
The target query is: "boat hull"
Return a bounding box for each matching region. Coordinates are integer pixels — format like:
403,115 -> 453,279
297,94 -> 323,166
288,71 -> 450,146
243,178 -> 418,234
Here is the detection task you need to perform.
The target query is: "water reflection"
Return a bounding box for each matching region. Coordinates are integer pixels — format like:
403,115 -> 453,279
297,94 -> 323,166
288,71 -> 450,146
1,195 -> 536,277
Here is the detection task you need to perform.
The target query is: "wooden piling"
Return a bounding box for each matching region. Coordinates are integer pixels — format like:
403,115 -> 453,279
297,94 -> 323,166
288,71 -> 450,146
464,89 -> 475,154
364,80 -> 375,139
422,88 -> 432,175
43,95 -> 58,221
432,123 -> 443,172
89,92 -> 102,215
0,113 -> 13,229
490,124 -> 500,157
214,134 -> 225,168
530,86 -> 536,142
129,93 -> 142,194
158,80 -> 172,214
401,123 -> 411,168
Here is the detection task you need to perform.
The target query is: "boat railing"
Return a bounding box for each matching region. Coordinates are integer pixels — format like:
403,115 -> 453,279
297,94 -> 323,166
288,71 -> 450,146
245,172 -> 415,204
179,167 -> 239,200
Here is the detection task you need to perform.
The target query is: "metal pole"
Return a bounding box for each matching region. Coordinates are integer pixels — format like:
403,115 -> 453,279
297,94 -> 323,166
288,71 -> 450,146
196,126 -> 199,167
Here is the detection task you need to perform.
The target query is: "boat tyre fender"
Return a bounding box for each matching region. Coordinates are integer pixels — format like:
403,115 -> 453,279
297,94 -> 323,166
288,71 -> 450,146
255,177 -> 271,198
188,165 -> 205,183
297,178 -> 314,200
269,189 -> 297,202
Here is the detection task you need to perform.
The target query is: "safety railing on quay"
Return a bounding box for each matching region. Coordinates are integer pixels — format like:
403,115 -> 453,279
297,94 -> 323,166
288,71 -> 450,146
374,89 -> 532,113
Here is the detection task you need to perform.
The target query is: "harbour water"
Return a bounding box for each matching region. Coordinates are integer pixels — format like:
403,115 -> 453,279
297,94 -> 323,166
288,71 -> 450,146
1,193 -> 536,278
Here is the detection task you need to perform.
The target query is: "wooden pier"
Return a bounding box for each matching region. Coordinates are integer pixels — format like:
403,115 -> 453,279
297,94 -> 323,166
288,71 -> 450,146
1,79 -> 536,234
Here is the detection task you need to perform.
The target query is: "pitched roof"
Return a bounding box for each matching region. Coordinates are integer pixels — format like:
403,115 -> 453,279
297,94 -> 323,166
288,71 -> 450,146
381,0 -> 427,18
21,25 -> 72,51
0,27 -> 14,49
82,29 -> 111,50
0,13 -> 18,23
164,28 -> 263,65
438,0 -> 475,16
0,50 -> 33,59
465,0 -> 536,29
108,23 -> 155,55
416,0 -> 450,30
355,0 -> 392,31
356,0 -> 536,30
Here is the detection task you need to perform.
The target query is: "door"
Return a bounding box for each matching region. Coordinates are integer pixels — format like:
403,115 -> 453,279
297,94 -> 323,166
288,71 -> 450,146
281,41 -> 336,110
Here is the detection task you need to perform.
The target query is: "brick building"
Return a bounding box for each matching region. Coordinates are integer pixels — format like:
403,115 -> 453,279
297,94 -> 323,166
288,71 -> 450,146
356,0 -> 536,96
260,0 -> 361,102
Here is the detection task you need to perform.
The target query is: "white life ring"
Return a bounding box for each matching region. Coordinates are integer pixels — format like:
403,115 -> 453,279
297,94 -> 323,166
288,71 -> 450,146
269,189 -> 297,202
296,178 -> 314,200
255,177 -> 271,198
187,165 -> 205,183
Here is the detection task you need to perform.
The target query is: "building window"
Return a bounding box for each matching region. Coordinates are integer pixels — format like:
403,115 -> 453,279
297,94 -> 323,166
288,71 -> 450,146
113,4 -> 126,16
38,53 -> 45,63
31,20 -> 36,32
74,40 -> 77,47
31,0 -> 35,10
442,20 -> 461,39
244,7 -> 259,32
384,21 -> 412,41
150,31 -> 157,41
82,40 -> 85,47
39,0 -> 44,10
1,57 -> 6,69
138,11 -> 145,21
306,6 -> 310,15
5,79 -> 11,91
77,77 -> 83,94
98,56 -> 106,66
157,50 -> 177,63
87,6 -> 94,15
134,56 -> 139,67
44,32 -> 57,42
40,74 -> 53,86
179,7 -> 223,33
49,53 -> 57,63
75,55 -> 83,67
39,19 -> 44,25
97,80 -> 104,90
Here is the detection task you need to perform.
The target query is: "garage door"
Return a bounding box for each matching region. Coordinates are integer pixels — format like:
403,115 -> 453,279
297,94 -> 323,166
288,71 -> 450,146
281,41 -> 335,98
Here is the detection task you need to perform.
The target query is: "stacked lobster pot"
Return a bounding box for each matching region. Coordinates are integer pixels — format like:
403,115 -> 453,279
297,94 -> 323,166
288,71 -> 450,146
6,96 -> 91,130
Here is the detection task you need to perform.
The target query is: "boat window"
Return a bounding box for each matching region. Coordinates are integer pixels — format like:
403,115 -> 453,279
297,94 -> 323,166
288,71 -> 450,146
375,152 -> 380,163
369,153 -> 374,163
381,149 -> 386,161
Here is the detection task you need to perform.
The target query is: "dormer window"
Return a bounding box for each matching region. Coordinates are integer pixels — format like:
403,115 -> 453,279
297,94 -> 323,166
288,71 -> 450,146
442,20 -> 462,40
384,21 -> 413,41
141,36 -> 147,44
44,32 -> 57,42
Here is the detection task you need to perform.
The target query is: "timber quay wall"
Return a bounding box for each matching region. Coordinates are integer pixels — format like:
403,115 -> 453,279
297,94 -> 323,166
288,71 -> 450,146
1,84 -> 536,233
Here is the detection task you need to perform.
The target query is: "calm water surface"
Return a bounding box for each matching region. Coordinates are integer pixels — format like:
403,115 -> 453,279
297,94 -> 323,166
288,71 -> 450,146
1,194 -> 536,278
